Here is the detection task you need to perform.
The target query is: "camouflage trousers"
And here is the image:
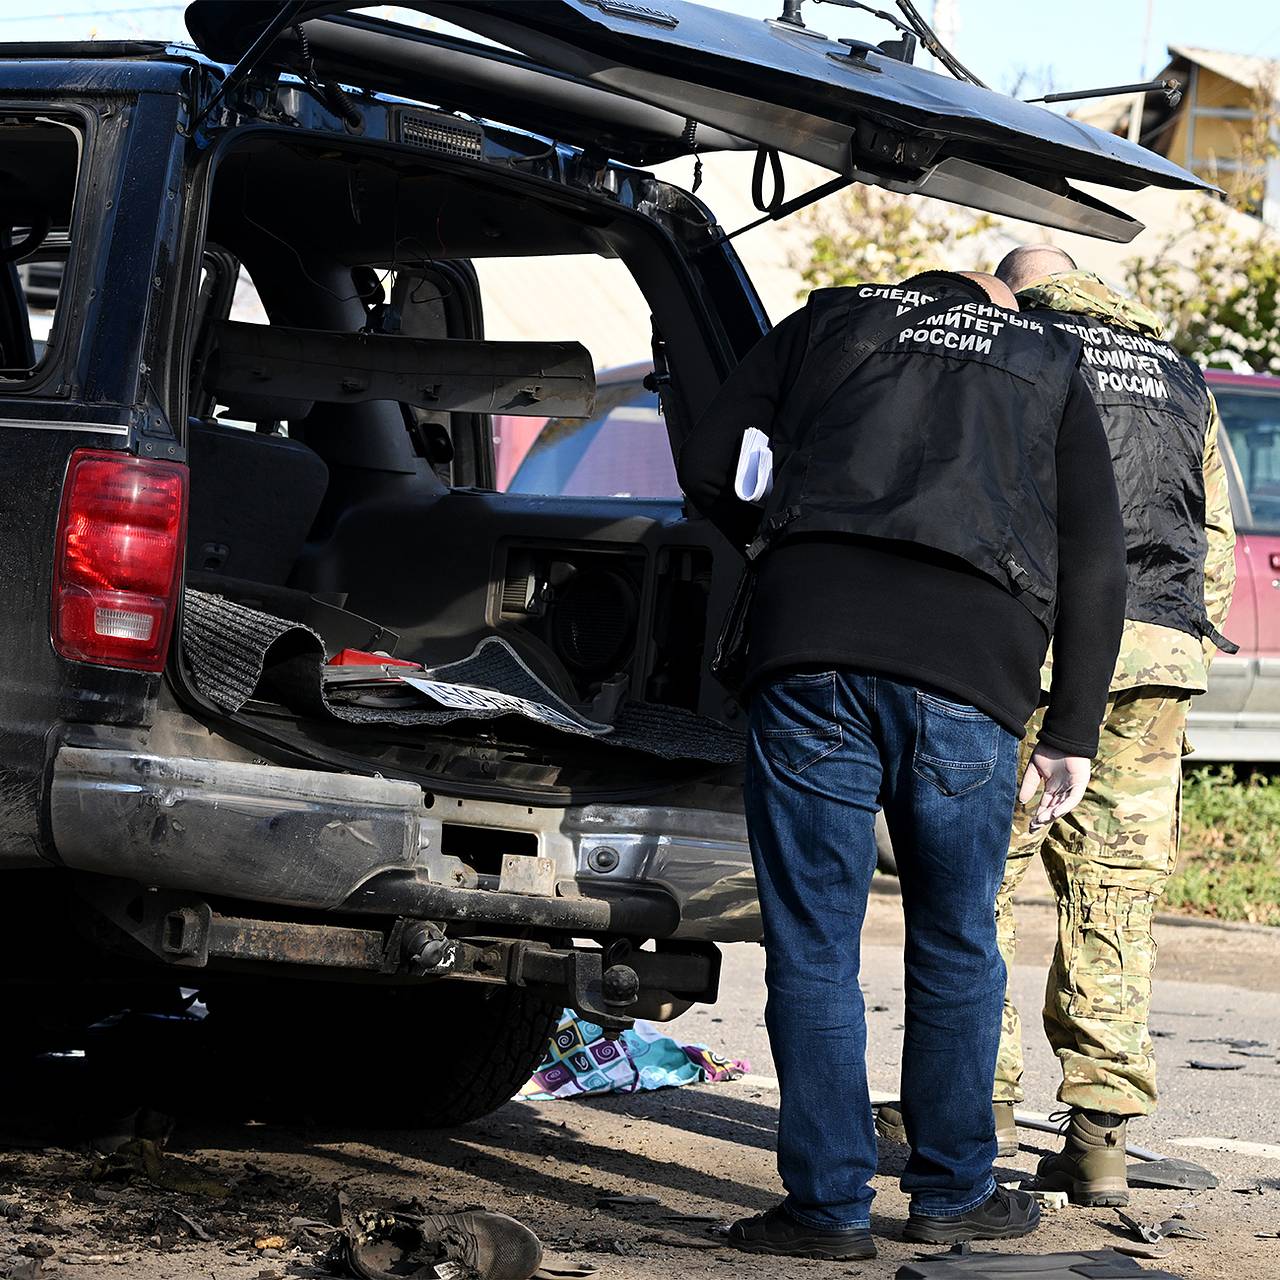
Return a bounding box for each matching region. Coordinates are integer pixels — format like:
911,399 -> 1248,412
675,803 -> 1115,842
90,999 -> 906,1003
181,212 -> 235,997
994,689 -> 1189,1117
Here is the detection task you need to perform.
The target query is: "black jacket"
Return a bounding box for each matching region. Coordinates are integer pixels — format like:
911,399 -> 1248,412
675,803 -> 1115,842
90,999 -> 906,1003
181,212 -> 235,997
761,277 -> 1082,626
678,274 -> 1128,755
1023,305 -> 1231,650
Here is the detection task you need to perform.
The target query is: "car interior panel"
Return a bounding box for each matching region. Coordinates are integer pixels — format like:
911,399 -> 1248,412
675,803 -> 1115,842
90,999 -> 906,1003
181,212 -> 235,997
184,126 -> 743,774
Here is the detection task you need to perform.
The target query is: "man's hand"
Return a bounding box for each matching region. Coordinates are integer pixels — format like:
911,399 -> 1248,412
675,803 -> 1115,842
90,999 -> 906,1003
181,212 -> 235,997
1018,744 -> 1091,830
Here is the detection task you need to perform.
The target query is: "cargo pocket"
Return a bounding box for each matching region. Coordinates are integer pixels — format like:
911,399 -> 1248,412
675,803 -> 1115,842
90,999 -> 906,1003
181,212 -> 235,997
913,690 -> 998,797
759,671 -> 842,774
1064,882 -> 1156,1024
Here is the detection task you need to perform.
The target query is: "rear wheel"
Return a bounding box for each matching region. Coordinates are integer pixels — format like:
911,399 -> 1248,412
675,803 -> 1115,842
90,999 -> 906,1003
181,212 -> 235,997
200,981 -> 561,1128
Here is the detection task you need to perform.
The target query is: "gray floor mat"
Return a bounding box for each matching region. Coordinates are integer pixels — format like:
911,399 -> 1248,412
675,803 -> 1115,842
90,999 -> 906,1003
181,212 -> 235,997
182,590 -> 744,764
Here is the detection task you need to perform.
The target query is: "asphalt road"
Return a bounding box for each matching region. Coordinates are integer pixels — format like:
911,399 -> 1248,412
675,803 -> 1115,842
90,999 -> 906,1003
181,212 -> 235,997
661,884 -> 1280,1278
1,882 -> 1277,1280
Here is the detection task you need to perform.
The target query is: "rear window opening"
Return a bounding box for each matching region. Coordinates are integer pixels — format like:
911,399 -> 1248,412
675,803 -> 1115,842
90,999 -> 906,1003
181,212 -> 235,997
0,112 -> 82,379
178,129 -> 732,792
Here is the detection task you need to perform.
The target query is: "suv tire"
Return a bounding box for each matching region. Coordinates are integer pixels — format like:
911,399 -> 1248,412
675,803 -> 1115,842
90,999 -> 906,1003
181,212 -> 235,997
200,981 -> 561,1128
387,983 -> 563,1128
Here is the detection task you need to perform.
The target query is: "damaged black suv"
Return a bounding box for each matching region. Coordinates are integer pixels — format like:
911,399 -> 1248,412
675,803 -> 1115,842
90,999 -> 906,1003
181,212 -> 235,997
0,0 -> 1206,1124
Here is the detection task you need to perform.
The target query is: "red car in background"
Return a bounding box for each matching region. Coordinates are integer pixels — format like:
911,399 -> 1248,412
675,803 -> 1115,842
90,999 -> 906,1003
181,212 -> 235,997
497,364 -> 1280,762
1195,370 -> 1280,760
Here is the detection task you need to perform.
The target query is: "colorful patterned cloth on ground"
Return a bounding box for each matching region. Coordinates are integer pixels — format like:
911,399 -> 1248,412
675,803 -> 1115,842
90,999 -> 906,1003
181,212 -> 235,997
520,1009 -> 750,1100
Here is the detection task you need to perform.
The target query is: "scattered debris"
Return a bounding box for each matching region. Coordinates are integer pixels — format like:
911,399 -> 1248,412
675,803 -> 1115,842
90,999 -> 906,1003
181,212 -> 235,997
5,1259 -> 48,1280
29,1214 -> 72,1236
1113,1209 -> 1206,1260
1113,1238 -> 1174,1261
1126,1158 -> 1218,1191
254,1235 -> 289,1251
1232,1183 -> 1266,1195
532,1258 -> 598,1279
1229,1048 -> 1274,1058
0,1198 -> 23,1219
1031,1189 -> 1068,1211
288,1215 -> 339,1250
593,1193 -> 659,1208
1256,1230 -> 1280,1239
1185,1060 -> 1245,1071
636,1232 -> 721,1251
1156,1218 -> 1207,1241
90,1138 -> 230,1198
166,1207 -> 214,1240
1191,1037 -> 1268,1050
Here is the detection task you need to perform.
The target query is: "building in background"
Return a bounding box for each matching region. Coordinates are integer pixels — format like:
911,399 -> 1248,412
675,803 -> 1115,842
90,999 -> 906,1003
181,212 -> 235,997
1075,47 -> 1280,228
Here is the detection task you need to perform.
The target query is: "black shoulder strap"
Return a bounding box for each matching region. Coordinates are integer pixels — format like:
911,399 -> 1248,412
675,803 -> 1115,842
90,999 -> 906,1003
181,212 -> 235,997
787,293 -> 973,429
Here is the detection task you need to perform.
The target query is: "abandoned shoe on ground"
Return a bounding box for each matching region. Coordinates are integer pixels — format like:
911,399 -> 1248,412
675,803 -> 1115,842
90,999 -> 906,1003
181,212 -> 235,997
1035,1108 -> 1129,1207
903,1185 -> 1040,1244
727,1205 -> 876,1260
343,1209 -> 543,1280
875,1103 -> 1019,1159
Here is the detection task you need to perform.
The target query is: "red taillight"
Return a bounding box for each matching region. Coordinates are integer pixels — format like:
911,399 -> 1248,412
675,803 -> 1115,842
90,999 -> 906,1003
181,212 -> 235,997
52,449 -> 188,672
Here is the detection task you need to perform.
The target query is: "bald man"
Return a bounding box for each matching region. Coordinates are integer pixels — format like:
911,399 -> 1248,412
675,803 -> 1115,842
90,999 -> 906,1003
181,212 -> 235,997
990,246 -> 1236,1205
678,270 -> 1126,1256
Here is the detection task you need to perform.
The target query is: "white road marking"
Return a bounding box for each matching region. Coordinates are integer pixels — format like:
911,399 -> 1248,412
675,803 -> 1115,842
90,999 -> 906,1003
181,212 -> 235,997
1168,1137 -> 1280,1162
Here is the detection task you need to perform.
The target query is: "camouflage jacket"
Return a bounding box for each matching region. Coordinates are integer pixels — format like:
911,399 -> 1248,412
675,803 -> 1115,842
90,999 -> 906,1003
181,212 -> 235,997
1025,271 -> 1236,695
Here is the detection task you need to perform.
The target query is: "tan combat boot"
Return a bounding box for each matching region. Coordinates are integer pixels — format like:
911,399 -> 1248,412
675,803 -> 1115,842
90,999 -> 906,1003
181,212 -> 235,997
1036,1109 -> 1128,1207
875,1103 -> 1019,1159
992,1101 -> 1018,1159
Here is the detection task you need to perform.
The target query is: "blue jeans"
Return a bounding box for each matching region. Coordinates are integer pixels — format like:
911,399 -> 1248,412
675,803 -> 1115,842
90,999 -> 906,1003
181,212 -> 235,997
744,667 -> 1019,1228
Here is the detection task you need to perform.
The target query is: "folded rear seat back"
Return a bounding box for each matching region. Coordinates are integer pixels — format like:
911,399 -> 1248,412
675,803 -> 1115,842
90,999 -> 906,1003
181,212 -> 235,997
187,419 -> 329,585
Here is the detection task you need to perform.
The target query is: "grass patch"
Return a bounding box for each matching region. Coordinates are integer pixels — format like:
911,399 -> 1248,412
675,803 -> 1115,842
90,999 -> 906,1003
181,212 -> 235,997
1168,765 -> 1280,925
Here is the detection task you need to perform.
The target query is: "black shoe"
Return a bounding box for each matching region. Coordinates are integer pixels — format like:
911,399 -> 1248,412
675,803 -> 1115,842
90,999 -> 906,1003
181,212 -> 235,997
903,1186 -> 1040,1244
727,1205 -> 876,1260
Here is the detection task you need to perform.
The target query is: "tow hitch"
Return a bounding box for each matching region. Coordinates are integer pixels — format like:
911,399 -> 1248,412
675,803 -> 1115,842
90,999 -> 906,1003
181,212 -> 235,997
78,881 -> 720,1029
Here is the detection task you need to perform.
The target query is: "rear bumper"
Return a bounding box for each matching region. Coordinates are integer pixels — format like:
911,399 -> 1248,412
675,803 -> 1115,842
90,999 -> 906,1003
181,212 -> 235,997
48,746 -> 760,943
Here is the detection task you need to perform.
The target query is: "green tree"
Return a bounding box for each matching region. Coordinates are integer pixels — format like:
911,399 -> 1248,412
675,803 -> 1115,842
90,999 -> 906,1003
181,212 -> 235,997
794,185 -> 996,297
1123,80 -> 1280,373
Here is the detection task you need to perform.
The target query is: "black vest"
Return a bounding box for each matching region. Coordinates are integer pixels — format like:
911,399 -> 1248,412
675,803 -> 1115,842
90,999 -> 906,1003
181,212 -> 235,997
1022,307 -> 1217,644
760,280 -> 1081,628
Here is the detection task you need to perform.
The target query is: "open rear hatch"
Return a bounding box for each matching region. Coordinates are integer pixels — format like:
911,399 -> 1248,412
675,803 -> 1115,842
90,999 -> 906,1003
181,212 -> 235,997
185,0 -> 1215,241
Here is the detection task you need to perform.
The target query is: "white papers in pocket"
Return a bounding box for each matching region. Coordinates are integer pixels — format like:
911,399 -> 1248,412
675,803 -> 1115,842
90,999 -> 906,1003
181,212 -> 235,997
734,427 -> 773,504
